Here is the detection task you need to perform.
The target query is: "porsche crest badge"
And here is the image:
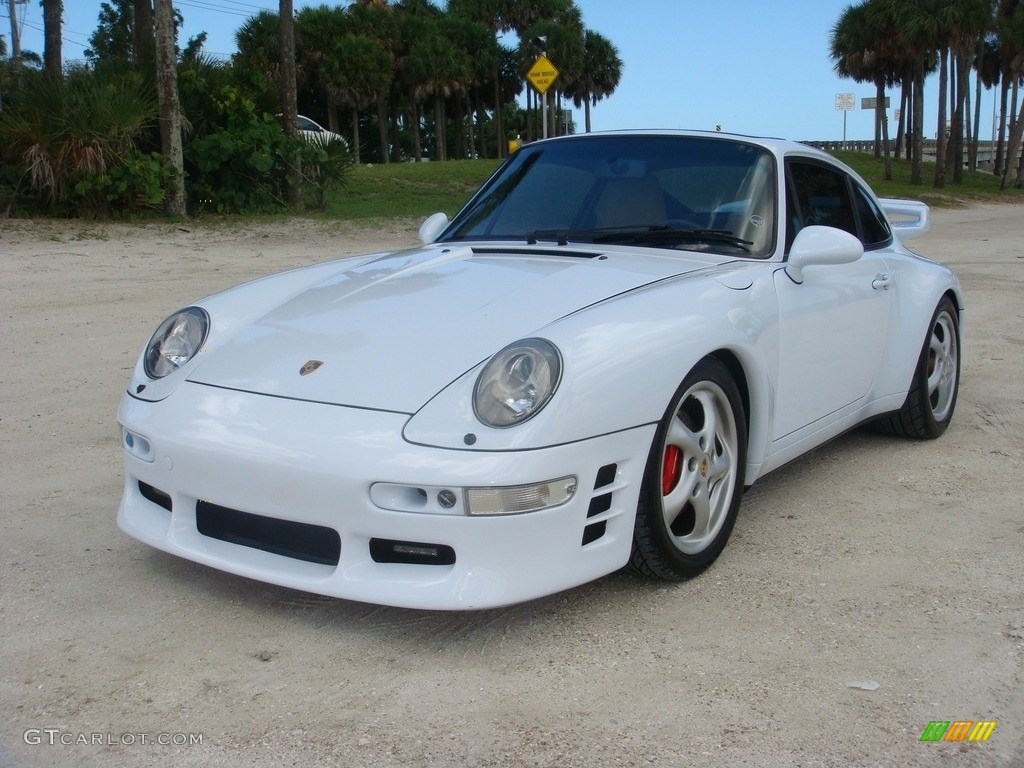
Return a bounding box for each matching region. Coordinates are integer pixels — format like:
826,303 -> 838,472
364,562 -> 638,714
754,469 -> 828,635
299,360 -> 324,376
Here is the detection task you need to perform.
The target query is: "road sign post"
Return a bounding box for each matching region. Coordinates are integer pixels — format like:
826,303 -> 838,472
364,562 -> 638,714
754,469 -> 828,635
527,55 -> 559,139
835,93 -> 855,147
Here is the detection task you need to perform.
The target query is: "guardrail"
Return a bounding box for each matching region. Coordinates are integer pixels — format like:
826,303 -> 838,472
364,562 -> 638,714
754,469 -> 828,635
802,139 -> 1021,171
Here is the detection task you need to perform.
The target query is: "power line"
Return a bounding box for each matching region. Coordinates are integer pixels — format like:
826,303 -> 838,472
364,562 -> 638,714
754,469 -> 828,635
19,18 -> 90,51
202,0 -> 278,12
176,0 -> 270,19
175,2 -> 252,19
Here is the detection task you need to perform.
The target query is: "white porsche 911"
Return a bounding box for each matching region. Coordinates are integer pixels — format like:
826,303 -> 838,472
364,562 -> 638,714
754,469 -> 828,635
118,131 -> 961,609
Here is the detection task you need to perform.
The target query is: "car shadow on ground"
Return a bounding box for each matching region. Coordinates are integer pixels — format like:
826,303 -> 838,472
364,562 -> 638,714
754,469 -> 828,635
134,422 -> 933,654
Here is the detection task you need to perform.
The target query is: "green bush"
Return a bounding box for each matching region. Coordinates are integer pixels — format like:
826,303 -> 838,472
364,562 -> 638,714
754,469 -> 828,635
0,69 -> 158,216
300,134 -> 354,210
182,82 -> 300,213
187,119 -> 292,213
72,151 -> 171,217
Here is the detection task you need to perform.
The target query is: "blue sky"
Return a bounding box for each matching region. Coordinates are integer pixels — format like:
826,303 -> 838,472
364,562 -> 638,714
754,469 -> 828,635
7,0 -> 1003,142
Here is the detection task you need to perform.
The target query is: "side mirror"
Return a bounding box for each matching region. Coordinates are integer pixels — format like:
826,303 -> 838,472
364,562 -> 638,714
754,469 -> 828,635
785,225 -> 864,284
418,212 -> 449,245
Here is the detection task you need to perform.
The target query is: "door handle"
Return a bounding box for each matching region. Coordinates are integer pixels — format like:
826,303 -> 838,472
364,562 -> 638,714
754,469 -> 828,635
872,273 -> 891,291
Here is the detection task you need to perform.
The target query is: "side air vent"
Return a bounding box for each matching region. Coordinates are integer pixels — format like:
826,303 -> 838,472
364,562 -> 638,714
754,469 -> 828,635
587,493 -> 612,519
582,521 -> 607,546
581,463 -> 620,546
594,463 -> 617,489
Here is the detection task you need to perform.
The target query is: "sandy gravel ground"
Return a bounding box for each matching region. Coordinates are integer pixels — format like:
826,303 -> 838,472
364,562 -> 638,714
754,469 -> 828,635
1,206 -> 1022,768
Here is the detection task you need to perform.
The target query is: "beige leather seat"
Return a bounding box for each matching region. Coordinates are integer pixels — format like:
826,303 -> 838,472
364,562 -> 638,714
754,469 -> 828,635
593,176 -> 666,228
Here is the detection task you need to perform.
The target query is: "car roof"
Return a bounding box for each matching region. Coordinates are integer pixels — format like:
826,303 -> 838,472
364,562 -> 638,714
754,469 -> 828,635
530,129 -> 831,160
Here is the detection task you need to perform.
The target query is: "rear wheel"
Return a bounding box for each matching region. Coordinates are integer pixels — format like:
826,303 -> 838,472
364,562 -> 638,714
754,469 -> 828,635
629,358 -> 747,580
877,296 -> 960,439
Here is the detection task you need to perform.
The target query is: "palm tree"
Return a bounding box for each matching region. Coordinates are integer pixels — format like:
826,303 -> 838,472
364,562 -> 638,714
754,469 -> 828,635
968,27 -> 991,172
0,36 -> 6,106
502,0 -> 576,139
391,0 -> 443,161
503,0 -> 574,35
0,66 -> 157,208
443,13 -> 501,157
84,0 -> 135,66
234,11 -> 283,98
295,4 -> 350,133
134,0 -> 154,64
334,34 -> 393,162
447,0 -> 510,155
519,12 -> 584,138
831,1 -> 898,178
997,0 -> 1024,188
977,33 -> 1004,172
279,0 -> 302,209
405,29 -> 471,160
567,29 -> 621,133
940,0 -> 992,184
43,0 -> 63,79
867,0 -> 939,185
346,0 -> 398,162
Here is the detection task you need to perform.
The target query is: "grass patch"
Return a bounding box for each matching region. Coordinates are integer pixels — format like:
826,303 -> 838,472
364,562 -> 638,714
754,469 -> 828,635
828,150 -> 1024,207
14,150 -> 1014,225
314,152 -> 1020,225
320,159 -> 502,220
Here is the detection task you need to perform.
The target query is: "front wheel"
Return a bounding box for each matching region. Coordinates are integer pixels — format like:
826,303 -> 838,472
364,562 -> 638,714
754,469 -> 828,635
877,296 -> 960,439
629,358 -> 747,580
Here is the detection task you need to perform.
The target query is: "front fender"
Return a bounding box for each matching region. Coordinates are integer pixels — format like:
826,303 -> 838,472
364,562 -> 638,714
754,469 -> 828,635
125,253 -> 385,402
403,267 -> 780,464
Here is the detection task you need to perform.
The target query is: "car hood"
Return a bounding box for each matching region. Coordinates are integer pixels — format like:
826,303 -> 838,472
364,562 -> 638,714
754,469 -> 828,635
187,244 -> 717,412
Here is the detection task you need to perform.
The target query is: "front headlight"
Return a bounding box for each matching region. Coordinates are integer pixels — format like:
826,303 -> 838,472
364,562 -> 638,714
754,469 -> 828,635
144,307 -> 209,379
473,338 -> 561,428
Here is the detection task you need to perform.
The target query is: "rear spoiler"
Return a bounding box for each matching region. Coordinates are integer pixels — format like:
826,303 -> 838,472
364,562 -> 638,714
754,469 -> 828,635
879,198 -> 930,240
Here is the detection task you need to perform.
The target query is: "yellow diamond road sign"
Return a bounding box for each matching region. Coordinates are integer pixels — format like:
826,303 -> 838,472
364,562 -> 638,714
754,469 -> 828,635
527,55 -> 559,95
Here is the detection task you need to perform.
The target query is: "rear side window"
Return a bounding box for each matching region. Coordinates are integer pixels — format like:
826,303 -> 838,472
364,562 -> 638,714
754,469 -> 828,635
852,183 -> 892,248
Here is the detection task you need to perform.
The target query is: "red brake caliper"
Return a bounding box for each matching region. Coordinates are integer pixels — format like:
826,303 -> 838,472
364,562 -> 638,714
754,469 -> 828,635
662,444 -> 681,495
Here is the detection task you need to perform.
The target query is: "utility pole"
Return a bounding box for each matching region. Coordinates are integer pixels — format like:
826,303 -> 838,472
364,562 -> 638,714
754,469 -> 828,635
7,0 -> 21,70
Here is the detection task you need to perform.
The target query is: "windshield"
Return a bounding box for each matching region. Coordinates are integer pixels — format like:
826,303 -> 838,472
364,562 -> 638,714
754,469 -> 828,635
440,135 -> 777,258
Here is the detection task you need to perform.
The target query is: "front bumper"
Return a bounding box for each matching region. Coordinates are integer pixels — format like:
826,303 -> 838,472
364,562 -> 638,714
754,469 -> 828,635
117,384 -> 654,609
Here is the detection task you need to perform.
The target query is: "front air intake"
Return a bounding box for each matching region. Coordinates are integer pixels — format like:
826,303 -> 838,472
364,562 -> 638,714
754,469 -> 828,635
139,481 -> 172,512
195,501 -> 341,566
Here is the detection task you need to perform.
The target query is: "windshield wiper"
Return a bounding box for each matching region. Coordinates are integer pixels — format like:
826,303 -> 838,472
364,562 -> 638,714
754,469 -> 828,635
597,227 -> 753,253
527,226 -> 752,253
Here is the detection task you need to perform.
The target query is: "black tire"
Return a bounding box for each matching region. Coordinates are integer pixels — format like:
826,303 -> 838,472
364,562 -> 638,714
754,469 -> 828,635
876,296 -> 960,439
629,358 -> 747,580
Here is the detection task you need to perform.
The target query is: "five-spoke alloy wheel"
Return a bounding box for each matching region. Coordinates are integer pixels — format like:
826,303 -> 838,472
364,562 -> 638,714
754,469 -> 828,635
878,296 -> 960,439
630,358 -> 747,580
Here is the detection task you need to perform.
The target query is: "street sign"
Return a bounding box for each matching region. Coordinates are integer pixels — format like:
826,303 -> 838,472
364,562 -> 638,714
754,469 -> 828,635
527,55 -> 559,95
862,96 -> 890,110
835,93 -> 855,111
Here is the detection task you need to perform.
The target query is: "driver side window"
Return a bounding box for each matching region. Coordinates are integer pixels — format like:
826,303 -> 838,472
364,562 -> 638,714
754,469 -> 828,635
786,161 -> 857,252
